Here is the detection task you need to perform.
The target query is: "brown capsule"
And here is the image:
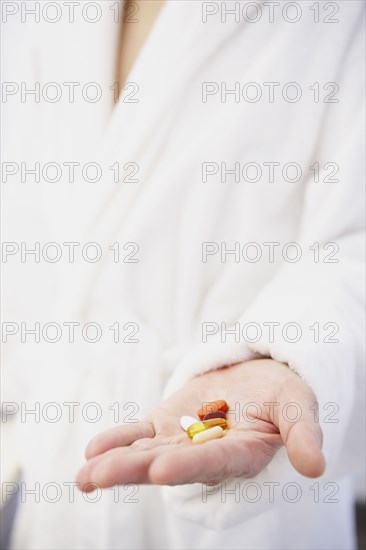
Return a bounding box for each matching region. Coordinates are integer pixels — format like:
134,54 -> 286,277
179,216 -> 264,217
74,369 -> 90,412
197,400 -> 229,420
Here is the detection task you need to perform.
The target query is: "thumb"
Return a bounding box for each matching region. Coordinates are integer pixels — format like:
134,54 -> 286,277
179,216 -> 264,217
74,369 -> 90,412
277,378 -> 326,478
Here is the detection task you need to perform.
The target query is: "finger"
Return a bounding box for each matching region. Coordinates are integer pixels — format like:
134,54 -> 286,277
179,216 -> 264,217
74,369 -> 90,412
79,443 -> 182,489
148,431 -> 278,485
277,378 -> 326,478
78,438 -> 155,490
85,421 -> 155,459
78,449 -> 155,487
284,421 -> 325,478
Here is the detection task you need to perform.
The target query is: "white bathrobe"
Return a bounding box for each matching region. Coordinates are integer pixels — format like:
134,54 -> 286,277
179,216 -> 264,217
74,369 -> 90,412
2,1 -> 365,549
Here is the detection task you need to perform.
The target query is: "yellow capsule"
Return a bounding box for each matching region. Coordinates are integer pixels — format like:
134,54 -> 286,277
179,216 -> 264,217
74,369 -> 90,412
187,421 -> 206,439
203,418 -> 228,432
187,418 -> 228,439
192,426 -> 224,445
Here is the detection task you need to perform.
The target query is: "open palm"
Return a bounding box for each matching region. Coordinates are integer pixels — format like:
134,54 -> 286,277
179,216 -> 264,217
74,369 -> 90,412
76,359 -> 325,490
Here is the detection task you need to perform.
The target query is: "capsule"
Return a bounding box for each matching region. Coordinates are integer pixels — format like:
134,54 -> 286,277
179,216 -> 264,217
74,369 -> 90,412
197,400 -> 229,420
192,426 -> 224,445
187,417 -> 228,439
186,421 -> 206,439
203,411 -> 227,421
203,417 -> 228,431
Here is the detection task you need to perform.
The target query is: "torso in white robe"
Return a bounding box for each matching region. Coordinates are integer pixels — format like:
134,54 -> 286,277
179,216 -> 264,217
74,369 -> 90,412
2,1 -> 364,548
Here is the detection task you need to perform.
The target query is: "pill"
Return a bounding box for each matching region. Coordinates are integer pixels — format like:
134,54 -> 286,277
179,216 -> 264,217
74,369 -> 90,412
203,411 -> 227,421
197,400 -> 229,420
180,416 -> 199,431
187,421 -> 206,439
187,417 -> 228,439
192,426 -> 224,444
203,418 -> 228,431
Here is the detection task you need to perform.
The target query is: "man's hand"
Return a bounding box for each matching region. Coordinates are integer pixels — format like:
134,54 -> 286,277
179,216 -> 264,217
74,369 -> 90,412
76,359 -> 325,490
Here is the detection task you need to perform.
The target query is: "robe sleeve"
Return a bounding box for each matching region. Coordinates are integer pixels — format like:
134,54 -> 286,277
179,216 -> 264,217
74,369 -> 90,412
161,15 -> 365,529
